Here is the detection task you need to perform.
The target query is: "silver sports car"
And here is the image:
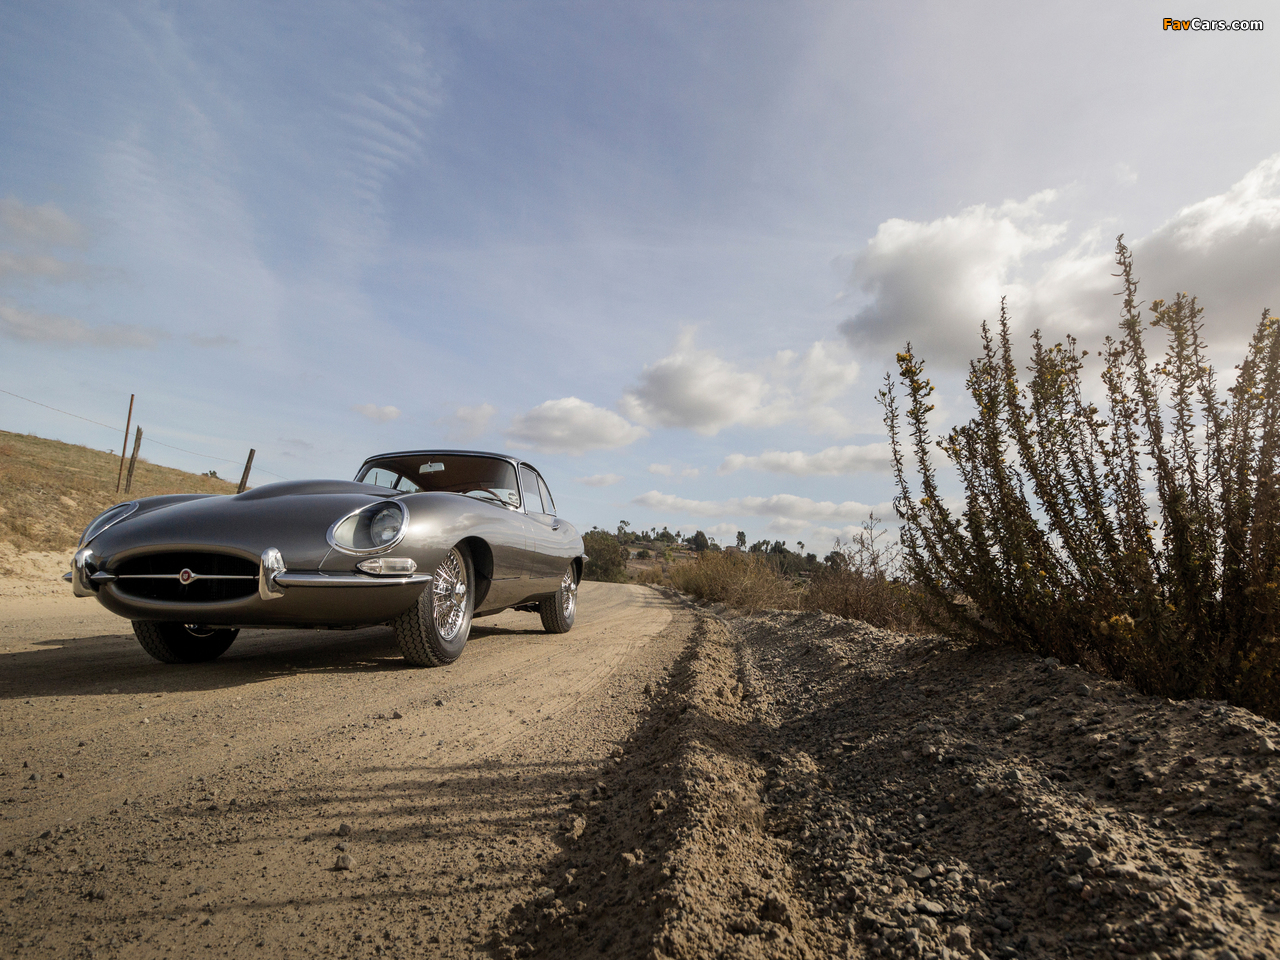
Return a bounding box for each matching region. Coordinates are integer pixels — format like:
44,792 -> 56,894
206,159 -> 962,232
65,450 -> 585,667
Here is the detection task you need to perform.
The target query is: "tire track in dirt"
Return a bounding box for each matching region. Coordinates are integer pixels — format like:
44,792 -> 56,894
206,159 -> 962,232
0,582 -> 685,959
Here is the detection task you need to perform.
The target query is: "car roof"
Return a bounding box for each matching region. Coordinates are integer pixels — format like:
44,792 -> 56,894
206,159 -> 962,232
359,450 -> 530,469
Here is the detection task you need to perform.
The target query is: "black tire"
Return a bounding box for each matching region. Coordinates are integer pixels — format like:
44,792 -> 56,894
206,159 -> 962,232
539,565 -> 577,634
392,545 -> 474,667
132,622 -> 238,664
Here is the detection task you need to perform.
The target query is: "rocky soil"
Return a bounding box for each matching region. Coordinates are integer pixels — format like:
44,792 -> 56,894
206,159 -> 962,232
498,598 -> 1280,960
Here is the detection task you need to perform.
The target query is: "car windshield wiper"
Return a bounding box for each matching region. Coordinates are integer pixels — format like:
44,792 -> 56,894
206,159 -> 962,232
464,489 -> 512,508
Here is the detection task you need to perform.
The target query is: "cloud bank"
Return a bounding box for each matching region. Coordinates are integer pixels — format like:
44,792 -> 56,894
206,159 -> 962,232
840,155 -> 1280,366
506,397 -> 647,454
353,403 -> 401,422
719,442 -> 893,476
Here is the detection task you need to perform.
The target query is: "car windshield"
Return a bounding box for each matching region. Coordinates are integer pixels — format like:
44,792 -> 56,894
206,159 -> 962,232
355,454 -> 521,507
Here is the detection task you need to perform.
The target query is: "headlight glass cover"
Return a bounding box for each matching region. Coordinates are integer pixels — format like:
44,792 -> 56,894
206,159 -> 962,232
328,501 -> 407,554
79,501 -> 139,547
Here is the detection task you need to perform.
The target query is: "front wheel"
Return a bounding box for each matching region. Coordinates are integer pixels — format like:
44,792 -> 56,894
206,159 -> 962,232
132,622 -> 238,663
392,545 -> 474,666
539,566 -> 577,634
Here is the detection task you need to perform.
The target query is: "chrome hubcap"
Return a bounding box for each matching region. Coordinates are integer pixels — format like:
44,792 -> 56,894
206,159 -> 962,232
561,569 -> 576,619
432,549 -> 468,641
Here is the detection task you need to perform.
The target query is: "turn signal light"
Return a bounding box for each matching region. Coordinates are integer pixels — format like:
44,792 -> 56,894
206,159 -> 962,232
356,557 -> 417,576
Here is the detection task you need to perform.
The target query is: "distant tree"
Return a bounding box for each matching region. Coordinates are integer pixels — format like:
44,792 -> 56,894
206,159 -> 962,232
685,530 -> 710,552
736,530 -> 747,548
583,530 -> 627,582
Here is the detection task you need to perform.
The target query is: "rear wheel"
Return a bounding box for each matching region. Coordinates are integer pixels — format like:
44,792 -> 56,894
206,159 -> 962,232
539,566 -> 577,634
132,622 -> 238,663
392,545 -> 474,666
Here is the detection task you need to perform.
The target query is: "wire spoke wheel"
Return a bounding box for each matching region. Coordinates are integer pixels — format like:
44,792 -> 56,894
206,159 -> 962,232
393,545 -> 474,667
560,567 -> 576,620
431,548 -> 468,641
540,564 -> 578,634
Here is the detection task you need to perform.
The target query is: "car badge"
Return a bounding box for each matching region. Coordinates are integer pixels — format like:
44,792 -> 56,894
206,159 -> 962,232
178,568 -> 197,584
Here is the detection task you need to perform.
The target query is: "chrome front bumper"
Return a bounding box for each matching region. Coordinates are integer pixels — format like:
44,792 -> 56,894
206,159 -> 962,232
67,546 -> 431,600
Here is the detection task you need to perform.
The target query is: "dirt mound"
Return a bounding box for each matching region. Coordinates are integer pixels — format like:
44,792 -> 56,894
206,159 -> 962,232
500,602 -> 1280,960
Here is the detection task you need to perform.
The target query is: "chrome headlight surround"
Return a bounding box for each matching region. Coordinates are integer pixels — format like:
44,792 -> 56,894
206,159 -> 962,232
78,501 -> 139,547
327,500 -> 408,555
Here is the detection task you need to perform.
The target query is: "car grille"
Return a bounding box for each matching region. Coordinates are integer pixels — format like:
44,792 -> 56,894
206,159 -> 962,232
112,552 -> 259,602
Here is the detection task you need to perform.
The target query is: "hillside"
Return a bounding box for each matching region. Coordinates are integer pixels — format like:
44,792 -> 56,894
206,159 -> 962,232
0,428 -> 239,586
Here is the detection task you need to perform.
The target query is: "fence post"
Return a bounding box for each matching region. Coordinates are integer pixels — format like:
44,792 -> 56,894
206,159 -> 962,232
123,426 -> 143,494
237,449 -> 256,493
115,394 -> 134,493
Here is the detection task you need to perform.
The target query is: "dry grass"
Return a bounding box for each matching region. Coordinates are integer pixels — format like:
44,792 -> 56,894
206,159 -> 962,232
668,551 -> 801,613
0,429 -> 238,560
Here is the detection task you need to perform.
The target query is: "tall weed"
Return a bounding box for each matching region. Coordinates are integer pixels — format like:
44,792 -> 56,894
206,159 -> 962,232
881,237 -> 1280,717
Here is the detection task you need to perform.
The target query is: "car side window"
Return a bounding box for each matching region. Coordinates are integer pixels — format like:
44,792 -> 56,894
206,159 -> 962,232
519,465 -> 545,514
537,475 -> 555,515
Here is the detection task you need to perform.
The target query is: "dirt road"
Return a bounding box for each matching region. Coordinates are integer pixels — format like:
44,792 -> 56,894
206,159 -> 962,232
0,582 -> 690,958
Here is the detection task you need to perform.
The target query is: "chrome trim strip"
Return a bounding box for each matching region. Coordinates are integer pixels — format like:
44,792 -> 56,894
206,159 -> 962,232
259,548 -> 286,600
325,500 -> 409,556
274,572 -> 431,588
114,574 -> 256,580
78,501 -> 139,548
89,571 -> 117,583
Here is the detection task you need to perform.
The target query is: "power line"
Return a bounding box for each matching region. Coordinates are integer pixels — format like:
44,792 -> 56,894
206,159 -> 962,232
0,387 -> 122,431
1,386 -> 291,481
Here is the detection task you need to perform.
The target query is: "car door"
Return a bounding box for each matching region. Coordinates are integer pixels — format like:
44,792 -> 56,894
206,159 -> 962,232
519,464 -> 572,589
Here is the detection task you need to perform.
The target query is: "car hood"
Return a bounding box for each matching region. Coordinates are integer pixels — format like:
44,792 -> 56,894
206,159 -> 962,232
87,481 -> 396,567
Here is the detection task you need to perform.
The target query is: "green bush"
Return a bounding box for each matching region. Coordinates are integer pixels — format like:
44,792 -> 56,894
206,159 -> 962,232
881,237 -> 1280,718
583,530 -> 628,582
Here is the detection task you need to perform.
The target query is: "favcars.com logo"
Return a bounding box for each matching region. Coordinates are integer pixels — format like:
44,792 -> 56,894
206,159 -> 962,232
1163,17 -> 1264,30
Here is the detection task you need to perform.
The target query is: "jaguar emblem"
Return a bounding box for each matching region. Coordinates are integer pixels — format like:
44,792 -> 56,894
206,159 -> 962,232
178,568 -> 196,585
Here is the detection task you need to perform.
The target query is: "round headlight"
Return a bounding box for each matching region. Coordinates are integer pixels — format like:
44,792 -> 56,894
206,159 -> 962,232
370,506 -> 401,546
328,501 -> 407,554
79,501 -> 139,547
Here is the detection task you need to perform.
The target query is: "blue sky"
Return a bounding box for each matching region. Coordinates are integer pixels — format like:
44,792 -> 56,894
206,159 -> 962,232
2,1 -> 1277,549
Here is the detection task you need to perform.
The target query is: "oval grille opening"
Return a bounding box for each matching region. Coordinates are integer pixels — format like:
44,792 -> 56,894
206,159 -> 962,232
113,552 -> 259,603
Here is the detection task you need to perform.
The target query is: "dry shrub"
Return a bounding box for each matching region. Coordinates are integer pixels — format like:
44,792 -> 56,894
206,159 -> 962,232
800,517 -> 946,632
882,237 -> 1280,718
668,551 -> 800,612
632,565 -> 666,585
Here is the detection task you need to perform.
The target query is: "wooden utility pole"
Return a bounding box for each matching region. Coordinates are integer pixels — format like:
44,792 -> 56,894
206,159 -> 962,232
115,394 -> 135,493
123,426 -> 143,495
237,449 -> 256,493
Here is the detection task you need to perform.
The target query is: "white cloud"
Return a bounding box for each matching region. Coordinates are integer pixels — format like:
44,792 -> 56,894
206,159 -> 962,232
704,522 -> 740,544
506,397 -> 647,454
353,403 -> 401,422
841,155 -> 1280,367
0,302 -> 165,348
719,442 -> 893,476
620,330 -> 777,435
620,331 -> 863,437
576,473 -> 623,487
839,190 -> 1064,364
436,403 -> 495,442
0,198 -> 86,248
648,463 -> 674,476
633,490 -> 892,525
